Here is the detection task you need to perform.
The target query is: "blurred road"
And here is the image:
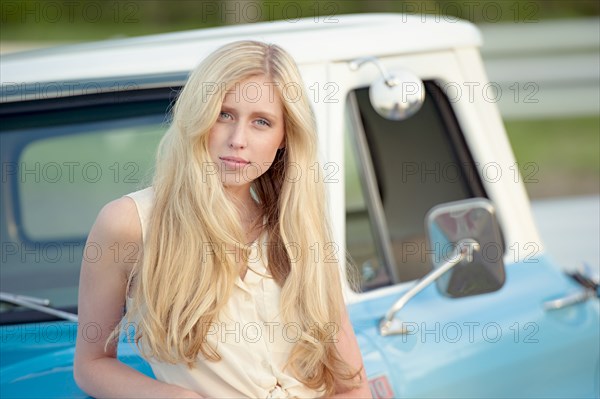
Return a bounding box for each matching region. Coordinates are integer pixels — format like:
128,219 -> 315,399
531,195 -> 600,273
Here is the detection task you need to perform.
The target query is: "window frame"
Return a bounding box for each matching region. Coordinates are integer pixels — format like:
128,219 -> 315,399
344,80 -> 489,289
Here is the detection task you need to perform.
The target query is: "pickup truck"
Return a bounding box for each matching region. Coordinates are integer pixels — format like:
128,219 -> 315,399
1,13 -> 598,398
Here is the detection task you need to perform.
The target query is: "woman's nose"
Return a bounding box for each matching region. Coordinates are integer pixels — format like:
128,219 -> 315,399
228,123 -> 247,149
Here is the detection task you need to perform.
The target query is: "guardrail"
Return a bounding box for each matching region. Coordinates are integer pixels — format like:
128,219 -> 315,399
479,17 -> 599,119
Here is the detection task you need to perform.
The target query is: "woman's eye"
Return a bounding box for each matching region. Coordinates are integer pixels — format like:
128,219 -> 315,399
218,111 -> 232,120
256,118 -> 271,127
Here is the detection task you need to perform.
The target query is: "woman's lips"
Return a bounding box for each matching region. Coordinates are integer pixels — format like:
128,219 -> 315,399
219,156 -> 250,168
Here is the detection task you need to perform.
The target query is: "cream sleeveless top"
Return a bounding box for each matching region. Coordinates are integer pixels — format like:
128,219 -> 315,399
124,187 -> 323,399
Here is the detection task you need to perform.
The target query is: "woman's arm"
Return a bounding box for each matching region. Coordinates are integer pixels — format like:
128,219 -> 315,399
329,309 -> 373,399
73,197 -> 202,399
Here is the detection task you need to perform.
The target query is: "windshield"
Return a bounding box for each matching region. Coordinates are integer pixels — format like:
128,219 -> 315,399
0,90 -> 172,323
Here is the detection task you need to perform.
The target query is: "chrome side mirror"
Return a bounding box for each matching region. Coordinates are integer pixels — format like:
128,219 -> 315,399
380,198 -> 506,336
427,198 -> 506,298
349,56 -> 425,120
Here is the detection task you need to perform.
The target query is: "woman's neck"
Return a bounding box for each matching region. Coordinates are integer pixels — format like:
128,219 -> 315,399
224,185 -> 263,241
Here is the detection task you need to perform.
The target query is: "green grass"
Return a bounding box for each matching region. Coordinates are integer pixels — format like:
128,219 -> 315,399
504,116 -> 599,197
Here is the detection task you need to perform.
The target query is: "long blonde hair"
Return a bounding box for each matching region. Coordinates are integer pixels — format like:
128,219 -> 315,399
118,40 -> 360,394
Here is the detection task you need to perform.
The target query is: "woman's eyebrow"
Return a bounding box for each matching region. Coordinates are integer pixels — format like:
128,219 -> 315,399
220,104 -> 237,114
251,111 -> 278,120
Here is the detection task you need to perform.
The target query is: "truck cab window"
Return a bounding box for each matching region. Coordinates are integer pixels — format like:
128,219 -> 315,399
0,90 -> 172,322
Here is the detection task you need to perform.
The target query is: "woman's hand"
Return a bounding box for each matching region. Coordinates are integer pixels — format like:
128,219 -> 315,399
329,310 -> 373,399
172,389 -> 205,399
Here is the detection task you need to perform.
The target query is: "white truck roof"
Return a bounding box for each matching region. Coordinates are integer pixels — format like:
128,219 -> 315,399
1,13 -> 482,85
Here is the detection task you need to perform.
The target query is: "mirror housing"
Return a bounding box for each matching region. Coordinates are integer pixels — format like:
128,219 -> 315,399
426,198 -> 506,298
349,56 -> 425,120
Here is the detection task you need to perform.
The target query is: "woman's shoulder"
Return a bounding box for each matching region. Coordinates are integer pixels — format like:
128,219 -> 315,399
92,193 -> 145,247
121,186 -> 155,242
89,187 -> 153,249
123,186 -> 155,203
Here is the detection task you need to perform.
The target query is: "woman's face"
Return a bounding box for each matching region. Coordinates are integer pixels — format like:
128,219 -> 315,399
208,75 -> 285,191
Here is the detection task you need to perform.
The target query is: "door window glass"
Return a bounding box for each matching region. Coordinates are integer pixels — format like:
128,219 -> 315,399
345,82 -> 486,291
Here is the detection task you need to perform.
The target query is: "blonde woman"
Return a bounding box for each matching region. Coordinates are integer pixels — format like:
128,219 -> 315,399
74,41 -> 371,398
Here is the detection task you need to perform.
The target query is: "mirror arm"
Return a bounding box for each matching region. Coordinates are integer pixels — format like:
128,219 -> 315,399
379,239 -> 479,336
349,56 -> 397,87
